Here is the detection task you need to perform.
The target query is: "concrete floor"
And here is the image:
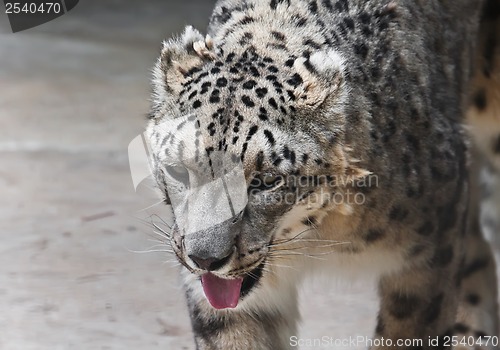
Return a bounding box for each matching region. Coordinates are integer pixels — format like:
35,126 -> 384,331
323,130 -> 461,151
0,2 -> 496,350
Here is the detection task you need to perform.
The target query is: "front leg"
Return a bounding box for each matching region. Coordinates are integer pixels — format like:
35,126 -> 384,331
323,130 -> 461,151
183,272 -> 299,350
375,251 -> 461,350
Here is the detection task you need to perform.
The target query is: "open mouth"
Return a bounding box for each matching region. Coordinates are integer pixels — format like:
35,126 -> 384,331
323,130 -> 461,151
200,262 -> 264,310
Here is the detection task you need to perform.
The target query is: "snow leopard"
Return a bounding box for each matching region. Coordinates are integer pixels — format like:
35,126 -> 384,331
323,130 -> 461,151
145,0 -> 500,348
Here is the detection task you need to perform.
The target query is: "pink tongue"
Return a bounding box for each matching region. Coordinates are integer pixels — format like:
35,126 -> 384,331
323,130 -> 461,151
201,273 -> 243,309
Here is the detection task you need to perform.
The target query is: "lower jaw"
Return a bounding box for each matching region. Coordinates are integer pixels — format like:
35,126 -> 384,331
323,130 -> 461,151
240,261 -> 265,299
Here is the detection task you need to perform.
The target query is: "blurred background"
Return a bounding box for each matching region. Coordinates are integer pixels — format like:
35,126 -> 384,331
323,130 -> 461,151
7,1 -> 488,349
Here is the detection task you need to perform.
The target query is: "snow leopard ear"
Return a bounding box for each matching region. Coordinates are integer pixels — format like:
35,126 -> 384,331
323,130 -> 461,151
293,50 -> 346,108
150,26 -> 215,118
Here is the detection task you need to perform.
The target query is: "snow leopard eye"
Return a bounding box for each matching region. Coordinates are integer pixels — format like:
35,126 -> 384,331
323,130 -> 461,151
165,164 -> 190,187
248,172 -> 285,193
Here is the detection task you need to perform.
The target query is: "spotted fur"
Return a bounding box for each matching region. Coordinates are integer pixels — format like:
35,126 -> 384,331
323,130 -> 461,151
146,0 -> 500,349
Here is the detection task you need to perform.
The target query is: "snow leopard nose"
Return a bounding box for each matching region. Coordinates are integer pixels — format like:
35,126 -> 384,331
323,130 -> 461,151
188,251 -> 233,271
184,215 -> 241,271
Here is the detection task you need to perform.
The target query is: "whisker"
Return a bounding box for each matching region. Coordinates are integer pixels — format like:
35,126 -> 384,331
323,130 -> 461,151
245,270 -> 260,280
260,266 -> 276,276
146,238 -> 168,245
270,242 -> 350,252
149,213 -> 173,228
268,251 -> 328,261
264,261 -> 299,271
265,256 -> 298,270
136,214 -> 173,232
152,222 -> 172,236
162,260 -> 181,267
127,248 -> 174,254
137,199 -> 166,212
143,230 -> 171,244
143,243 -> 172,250
271,228 -> 314,244
152,229 -> 171,240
